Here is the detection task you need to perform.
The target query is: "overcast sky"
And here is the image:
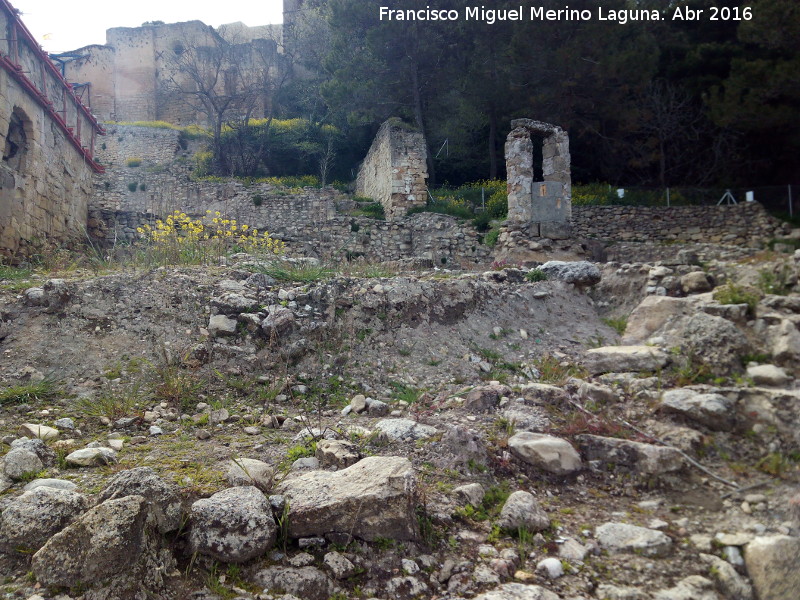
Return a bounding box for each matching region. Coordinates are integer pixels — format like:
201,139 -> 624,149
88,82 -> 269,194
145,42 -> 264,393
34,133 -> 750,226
12,0 -> 285,53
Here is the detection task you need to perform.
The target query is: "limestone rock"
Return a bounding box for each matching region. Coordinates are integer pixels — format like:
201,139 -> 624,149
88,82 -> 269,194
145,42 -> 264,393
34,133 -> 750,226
595,522 -> 672,557
464,384 -> 511,412
249,566 -> 332,600
65,447 -> 117,467
744,535 -> 800,600
535,557 -> 563,579
97,467 -> 182,533
3,447 -> 44,480
652,575 -> 719,600
680,312 -> 748,375
31,495 -> 175,597
373,418 -> 437,441
10,437 -> 55,463
315,439 -> 361,469
497,491 -> 550,532
387,575 -> 429,599
519,382 -> 568,404
226,457 -> 275,492
438,425 -> 488,470
538,261 -> 601,287
276,455 -> 418,541
261,306 -> 295,339
453,483 -> 485,507
746,364 -> 792,387
584,345 -> 669,375
23,478 -> 77,492
0,487 -> 87,553
349,394 -> 367,413
595,584 -> 647,600
508,432 -> 582,474
576,434 -> 685,475
472,582 -> 559,600
208,314 -> 238,337
681,271 -> 715,294
659,389 -> 735,431
699,553 -> 753,600
189,486 -> 276,563
323,550 -> 356,579
19,423 -> 59,441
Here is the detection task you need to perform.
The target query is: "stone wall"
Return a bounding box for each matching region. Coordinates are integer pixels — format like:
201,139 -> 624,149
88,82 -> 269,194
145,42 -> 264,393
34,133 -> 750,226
356,119 -> 428,220
89,208 -> 490,266
63,20 -> 282,124
0,3 -> 101,258
572,203 -> 786,247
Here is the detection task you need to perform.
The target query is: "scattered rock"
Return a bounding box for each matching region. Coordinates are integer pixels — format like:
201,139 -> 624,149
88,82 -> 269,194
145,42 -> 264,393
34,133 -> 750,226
652,575 -> 718,600
659,389 -> 735,431
261,306 -> 295,339
3,447 -> 44,480
744,535 -> 800,600
497,491 -> 550,532
453,483 -> 485,507
189,486 -> 277,563
31,495 -> 175,598
277,456 -> 418,541
23,478 -> 77,492
746,363 -> 792,387
373,418 -> 437,441
699,553 -> 753,600
208,314 -> 238,337
595,522 -> 673,557
323,550 -> 356,579
472,582 -> 559,600
0,487 -> 87,553
349,394 -> 367,413
538,261 -> 601,287
681,271 -> 715,294
249,566 -> 332,600
576,434 -> 685,475
97,467 -> 183,533
535,557 -> 563,579
508,432 -> 582,474
584,345 -> 669,375
226,458 -> 275,492
315,439 -> 361,469
18,423 -> 59,441
464,384 -> 511,412
64,447 -> 117,467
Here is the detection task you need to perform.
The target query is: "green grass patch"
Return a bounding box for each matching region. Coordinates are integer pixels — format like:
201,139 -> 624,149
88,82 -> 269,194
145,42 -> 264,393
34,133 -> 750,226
0,379 -> 60,405
713,281 -> 761,312
602,316 -> 628,336
251,260 -> 336,283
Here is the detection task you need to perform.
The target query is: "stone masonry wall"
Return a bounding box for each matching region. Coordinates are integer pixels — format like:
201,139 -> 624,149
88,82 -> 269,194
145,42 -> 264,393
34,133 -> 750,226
0,6 -> 98,258
356,119 -> 428,220
572,203 -> 785,247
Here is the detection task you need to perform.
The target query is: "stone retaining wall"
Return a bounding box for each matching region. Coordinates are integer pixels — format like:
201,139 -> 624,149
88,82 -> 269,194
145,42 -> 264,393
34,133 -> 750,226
572,203 -> 786,246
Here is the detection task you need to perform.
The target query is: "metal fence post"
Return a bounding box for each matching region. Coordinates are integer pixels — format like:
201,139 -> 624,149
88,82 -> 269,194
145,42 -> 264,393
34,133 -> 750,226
789,184 -> 794,219
666,187 -> 670,207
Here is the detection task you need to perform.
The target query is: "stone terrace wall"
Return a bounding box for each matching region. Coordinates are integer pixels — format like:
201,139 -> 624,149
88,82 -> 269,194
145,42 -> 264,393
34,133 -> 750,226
572,203 -> 786,247
89,209 -> 490,266
356,119 -> 428,220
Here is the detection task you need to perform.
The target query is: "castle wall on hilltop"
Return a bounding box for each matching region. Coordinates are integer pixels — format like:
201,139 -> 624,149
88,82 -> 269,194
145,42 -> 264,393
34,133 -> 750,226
62,20 -> 282,124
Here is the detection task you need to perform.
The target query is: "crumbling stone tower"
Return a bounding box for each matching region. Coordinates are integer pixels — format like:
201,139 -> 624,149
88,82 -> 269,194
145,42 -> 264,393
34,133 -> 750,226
505,119 -> 571,238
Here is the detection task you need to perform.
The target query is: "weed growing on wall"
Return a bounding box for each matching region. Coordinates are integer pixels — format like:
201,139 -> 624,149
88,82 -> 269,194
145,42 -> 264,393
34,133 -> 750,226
136,210 -> 284,266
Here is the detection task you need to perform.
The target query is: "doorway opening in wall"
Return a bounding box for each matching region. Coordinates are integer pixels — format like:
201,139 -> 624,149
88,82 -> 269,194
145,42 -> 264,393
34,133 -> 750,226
3,107 -> 31,171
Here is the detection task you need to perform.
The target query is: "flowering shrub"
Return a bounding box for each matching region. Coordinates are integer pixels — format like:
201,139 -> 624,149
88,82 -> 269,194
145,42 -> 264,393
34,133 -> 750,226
136,210 -> 284,266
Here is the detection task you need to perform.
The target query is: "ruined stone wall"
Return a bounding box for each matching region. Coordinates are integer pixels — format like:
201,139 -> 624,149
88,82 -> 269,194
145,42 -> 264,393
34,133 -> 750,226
89,207 -> 490,266
0,4 -> 100,258
64,20 -> 281,124
572,203 -> 786,247
356,119 -> 428,220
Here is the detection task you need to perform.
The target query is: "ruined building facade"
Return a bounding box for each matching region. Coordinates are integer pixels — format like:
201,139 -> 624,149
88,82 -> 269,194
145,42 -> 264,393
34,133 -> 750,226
0,0 -> 103,258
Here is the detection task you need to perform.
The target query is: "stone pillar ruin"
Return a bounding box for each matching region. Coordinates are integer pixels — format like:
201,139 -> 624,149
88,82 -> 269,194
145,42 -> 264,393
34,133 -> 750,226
356,119 -> 428,220
505,119 -> 571,239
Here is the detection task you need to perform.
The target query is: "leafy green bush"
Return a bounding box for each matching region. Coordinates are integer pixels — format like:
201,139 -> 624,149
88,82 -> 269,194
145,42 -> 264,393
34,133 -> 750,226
483,228 -> 500,247
351,202 -> 385,220
126,157 -> 142,168
525,269 -> 547,282
127,182 -> 138,192
713,281 -> 761,311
